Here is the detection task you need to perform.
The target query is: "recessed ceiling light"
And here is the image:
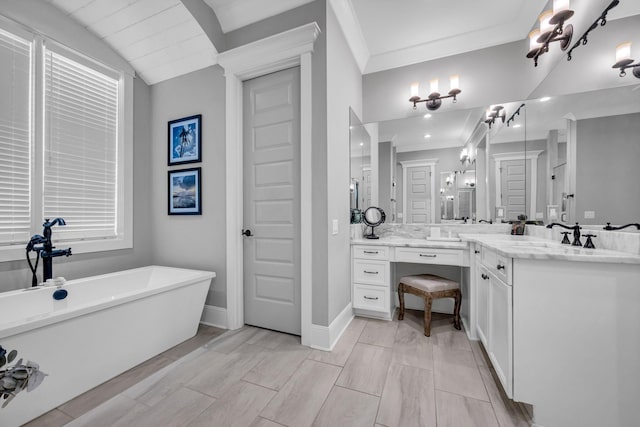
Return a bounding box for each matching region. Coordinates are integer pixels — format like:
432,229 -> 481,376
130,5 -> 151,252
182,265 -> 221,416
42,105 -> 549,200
539,96 -> 551,102
424,134 -> 431,138
359,142 -> 363,146
424,113 -> 432,119
513,124 -> 522,128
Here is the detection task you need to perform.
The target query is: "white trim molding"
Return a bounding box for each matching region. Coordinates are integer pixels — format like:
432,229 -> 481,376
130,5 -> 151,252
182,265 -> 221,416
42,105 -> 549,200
310,303 -> 354,351
200,305 -> 228,329
328,0 -> 369,73
493,150 -> 543,220
217,23 -> 320,348
399,158 -> 438,224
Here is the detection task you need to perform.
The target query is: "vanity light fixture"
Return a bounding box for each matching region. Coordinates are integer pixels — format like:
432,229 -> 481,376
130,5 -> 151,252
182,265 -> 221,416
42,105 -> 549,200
460,148 -> 475,166
484,105 -> 505,129
526,0 -> 574,67
506,103 -> 526,127
409,75 -> 461,110
612,42 -> 640,79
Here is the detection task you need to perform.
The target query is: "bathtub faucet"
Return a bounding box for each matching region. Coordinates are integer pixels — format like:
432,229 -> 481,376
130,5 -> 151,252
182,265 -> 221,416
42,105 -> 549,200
26,218 -> 72,286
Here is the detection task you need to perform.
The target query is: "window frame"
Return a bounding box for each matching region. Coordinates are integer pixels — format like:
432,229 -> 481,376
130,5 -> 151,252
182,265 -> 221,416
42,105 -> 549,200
0,21 -> 133,262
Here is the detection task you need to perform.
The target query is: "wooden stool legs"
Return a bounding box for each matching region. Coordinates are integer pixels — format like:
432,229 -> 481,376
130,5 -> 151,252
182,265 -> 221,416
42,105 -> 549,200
397,282 -> 462,337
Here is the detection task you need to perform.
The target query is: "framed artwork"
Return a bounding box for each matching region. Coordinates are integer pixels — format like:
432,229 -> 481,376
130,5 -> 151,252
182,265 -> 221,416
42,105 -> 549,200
168,167 -> 201,215
168,114 -> 201,165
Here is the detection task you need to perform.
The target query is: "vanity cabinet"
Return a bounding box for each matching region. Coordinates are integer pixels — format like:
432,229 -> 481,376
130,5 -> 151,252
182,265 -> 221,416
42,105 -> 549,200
351,245 -> 394,319
475,246 -> 513,398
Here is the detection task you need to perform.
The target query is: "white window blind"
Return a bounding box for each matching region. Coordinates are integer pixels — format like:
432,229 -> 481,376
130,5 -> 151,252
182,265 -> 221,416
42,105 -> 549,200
0,28 -> 31,245
44,46 -> 120,241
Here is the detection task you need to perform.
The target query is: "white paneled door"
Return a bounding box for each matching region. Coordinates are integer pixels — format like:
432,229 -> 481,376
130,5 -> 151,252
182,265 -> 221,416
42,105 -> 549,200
500,159 -> 526,221
243,67 -> 301,335
405,166 -> 431,223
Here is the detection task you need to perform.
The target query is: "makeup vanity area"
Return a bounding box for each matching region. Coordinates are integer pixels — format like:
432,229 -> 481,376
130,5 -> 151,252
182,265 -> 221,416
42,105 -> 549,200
349,9 -> 640,426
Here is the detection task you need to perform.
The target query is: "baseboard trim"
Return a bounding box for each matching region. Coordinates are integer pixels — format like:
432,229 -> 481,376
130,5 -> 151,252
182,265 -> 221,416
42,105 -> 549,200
310,303 -> 354,351
200,305 -> 227,329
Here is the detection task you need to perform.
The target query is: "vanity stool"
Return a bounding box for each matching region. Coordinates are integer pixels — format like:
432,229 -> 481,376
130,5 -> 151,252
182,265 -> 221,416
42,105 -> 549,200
397,274 -> 461,337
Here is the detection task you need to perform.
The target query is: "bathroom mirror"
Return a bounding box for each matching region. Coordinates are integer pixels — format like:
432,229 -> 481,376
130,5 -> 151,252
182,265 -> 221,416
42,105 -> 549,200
362,206 -> 386,239
375,107 -> 485,224
350,108 -> 371,217
523,86 -> 640,226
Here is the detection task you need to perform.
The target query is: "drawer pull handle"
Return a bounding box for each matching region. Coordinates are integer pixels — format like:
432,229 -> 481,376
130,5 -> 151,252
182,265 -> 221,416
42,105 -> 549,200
363,270 -> 379,274
363,250 -> 379,254
481,273 -> 489,280
419,254 -> 437,258
364,296 -> 379,300
474,250 -> 480,254
497,264 -> 505,270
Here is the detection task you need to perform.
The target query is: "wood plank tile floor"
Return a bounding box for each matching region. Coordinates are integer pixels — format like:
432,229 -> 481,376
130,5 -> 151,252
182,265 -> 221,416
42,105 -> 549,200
26,311 -> 531,427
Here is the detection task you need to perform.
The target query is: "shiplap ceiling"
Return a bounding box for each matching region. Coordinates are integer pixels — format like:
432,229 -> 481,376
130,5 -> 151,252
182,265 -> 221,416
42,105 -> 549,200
44,0 -> 640,86
46,0 -> 217,85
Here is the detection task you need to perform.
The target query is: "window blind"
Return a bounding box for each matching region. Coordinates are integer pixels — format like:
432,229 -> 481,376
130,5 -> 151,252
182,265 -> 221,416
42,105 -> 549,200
44,47 -> 119,241
0,28 -> 31,245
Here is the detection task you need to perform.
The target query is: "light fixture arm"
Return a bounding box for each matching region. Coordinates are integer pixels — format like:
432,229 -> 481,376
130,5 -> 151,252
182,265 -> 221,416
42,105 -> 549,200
614,61 -> 640,79
527,19 -> 574,67
566,0 -> 619,61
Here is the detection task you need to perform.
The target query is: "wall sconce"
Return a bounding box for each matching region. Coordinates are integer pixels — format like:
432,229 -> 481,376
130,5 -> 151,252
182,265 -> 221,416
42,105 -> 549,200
460,148 -> 475,166
484,105 -> 505,128
409,75 -> 461,110
612,42 -> 640,79
526,0 -> 574,67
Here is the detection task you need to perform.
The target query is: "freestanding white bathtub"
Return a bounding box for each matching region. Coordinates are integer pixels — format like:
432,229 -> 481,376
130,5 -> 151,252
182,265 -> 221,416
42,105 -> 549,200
0,265 -> 215,426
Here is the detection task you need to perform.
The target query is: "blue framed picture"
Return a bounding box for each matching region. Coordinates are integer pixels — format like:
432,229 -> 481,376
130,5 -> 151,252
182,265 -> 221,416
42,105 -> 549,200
168,114 -> 201,165
168,168 -> 201,215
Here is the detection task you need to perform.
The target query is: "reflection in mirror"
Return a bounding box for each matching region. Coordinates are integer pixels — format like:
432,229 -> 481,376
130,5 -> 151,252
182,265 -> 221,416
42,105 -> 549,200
374,107 -> 485,224
489,103 -> 529,222
349,108 -> 371,222
440,170 -> 476,221
523,86 -> 640,227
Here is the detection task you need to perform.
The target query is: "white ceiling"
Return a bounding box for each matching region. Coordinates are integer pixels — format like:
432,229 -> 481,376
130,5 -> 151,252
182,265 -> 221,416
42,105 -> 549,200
45,0 -> 640,87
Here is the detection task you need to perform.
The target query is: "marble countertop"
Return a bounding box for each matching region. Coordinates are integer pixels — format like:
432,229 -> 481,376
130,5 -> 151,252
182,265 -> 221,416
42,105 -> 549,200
459,234 -> 640,265
351,236 -> 468,249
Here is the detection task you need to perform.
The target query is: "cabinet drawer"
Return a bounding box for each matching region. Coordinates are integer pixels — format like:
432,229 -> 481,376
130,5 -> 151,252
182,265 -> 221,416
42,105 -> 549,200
482,247 -> 511,285
353,260 -> 389,285
353,283 -> 389,312
353,245 -> 389,260
394,247 -> 464,266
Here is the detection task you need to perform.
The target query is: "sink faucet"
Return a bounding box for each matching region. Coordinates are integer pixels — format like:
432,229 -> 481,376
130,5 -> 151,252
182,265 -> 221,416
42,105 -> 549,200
478,219 -> 493,224
546,222 -> 582,246
603,222 -> 640,231
26,218 -> 72,286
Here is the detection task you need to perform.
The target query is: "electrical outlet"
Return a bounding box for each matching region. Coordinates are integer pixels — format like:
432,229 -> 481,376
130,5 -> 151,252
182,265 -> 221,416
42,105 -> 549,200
332,219 -> 338,235
584,211 -> 595,219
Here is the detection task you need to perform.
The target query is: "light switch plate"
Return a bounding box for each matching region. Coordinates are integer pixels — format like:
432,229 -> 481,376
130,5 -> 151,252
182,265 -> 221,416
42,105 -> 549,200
584,211 -> 595,219
332,219 -> 338,235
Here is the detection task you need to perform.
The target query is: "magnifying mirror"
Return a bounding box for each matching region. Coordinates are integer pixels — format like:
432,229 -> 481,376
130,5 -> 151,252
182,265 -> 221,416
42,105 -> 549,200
362,206 -> 386,239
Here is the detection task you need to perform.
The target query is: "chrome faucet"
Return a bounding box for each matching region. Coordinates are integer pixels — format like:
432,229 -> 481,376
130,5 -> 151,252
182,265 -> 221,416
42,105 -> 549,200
546,222 -> 582,246
26,218 -> 72,286
603,222 -> 640,231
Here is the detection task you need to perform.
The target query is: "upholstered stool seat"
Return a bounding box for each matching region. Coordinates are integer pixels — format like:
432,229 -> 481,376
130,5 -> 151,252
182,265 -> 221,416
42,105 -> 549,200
397,274 -> 461,337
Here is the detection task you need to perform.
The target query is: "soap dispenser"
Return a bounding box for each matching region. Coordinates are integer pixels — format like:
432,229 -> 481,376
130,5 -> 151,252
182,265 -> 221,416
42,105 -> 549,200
511,214 -> 527,235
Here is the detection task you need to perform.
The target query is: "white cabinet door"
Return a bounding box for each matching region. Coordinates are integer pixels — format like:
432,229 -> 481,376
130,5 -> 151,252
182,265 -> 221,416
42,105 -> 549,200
488,272 -> 513,398
476,265 -> 490,347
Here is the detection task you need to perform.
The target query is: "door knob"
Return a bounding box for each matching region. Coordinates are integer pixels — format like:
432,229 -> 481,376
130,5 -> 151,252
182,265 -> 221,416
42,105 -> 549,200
241,229 -> 252,237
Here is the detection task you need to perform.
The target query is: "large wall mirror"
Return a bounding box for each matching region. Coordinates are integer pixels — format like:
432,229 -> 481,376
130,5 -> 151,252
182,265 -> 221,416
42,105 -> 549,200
350,108 -> 372,218
373,107 -> 485,224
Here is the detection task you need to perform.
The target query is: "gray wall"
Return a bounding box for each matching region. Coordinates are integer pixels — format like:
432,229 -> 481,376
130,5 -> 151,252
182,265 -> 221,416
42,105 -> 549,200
150,66 -> 227,307
378,142 -> 392,218
0,3 -> 152,293
576,113 -> 640,225
327,2 -> 363,324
